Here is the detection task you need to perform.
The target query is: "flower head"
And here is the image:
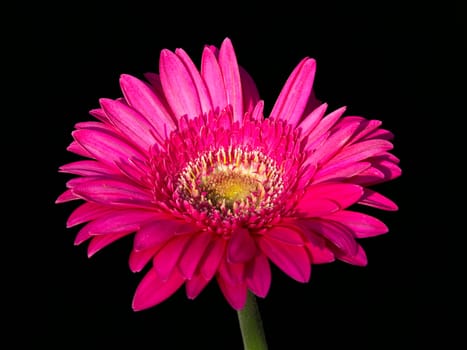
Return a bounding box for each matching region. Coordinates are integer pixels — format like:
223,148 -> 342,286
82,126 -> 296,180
57,38 -> 401,310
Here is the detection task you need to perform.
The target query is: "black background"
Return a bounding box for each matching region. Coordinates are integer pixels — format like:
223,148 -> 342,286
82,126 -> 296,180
13,1 -> 463,349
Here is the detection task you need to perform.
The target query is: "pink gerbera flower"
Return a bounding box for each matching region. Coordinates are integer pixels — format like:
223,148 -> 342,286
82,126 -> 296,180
56,37 -> 401,311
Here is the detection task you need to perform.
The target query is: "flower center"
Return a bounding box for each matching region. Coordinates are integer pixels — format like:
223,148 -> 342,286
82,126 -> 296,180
202,171 -> 262,209
177,147 -> 283,217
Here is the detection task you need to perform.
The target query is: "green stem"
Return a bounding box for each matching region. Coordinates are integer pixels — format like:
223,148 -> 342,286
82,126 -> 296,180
237,292 -> 268,350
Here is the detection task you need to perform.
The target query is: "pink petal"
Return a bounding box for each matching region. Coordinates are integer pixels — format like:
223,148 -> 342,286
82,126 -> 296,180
201,46 -> 227,110
186,274 -> 210,299
134,218 -> 197,251
59,160 -> 119,177
324,210 -> 388,238
218,38 -> 243,123
66,140 -> 94,158
258,236 -> 311,283
305,106 -> 347,146
87,231 -> 131,257
218,259 -> 245,286
335,243 -> 368,266
159,49 -> 202,118
301,219 -> 358,256
358,188 -> 399,211
250,100 -> 264,121
296,183 -> 363,215
72,128 -> 144,167
265,226 -> 305,245
132,267 -> 185,311
298,103 -> 328,136
99,98 -> 160,150
153,235 -> 192,281
179,232 -> 212,279
227,228 -> 257,263
327,139 -> 394,166
367,156 -> 402,182
246,254 -> 271,298
294,197 -> 340,217
74,209 -> 156,237
270,58 -> 316,126
66,202 -> 113,227
71,178 -> 153,207
119,74 -> 176,137
129,245 -> 162,272
307,122 -> 360,166
200,238 -> 226,280
305,240 -> 335,264
217,275 -> 247,310
175,48 -> 213,113
351,166 -> 386,185
313,161 -> 371,183
89,107 -> 108,122
114,157 -> 151,186
55,189 -> 80,203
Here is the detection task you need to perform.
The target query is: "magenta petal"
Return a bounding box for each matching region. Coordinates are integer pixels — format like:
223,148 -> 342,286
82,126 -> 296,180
328,139 -> 394,166
218,38 -> 243,123
87,232 -> 131,257
246,254 -> 271,298
227,228 -> 257,263
72,178 -> 153,207
305,241 -> 335,264
59,160 -> 119,177
302,219 -> 358,256
55,189 -> 79,203
336,243 -> 368,266
66,140 -> 94,158
250,100 -> 265,121
129,246 -> 162,272
91,210 -> 154,233
175,48 -> 213,113
305,106 -> 347,146
66,202 -> 113,227
270,58 -> 316,126
99,98 -> 159,150
132,267 -> 185,311
313,161 -> 371,183
74,210 -> 156,244
296,183 -> 363,214
219,259 -> 245,286
265,226 -> 305,245
73,128 -> 144,166
119,74 -> 176,136
217,275 -> 247,310
299,103 -> 328,136
295,197 -> 340,217
200,238 -> 226,281
201,46 -> 228,110
307,122 -> 360,166
364,156 -> 402,182
134,218 -> 196,251
258,236 -> 311,283
359,188 -> 399,211
159,49 -> 202,119
179,232 -> 212,279
153,235 -> 192,281
325,210 -> 388,238
185,274 -> 210,300
89,107 -> 108,122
